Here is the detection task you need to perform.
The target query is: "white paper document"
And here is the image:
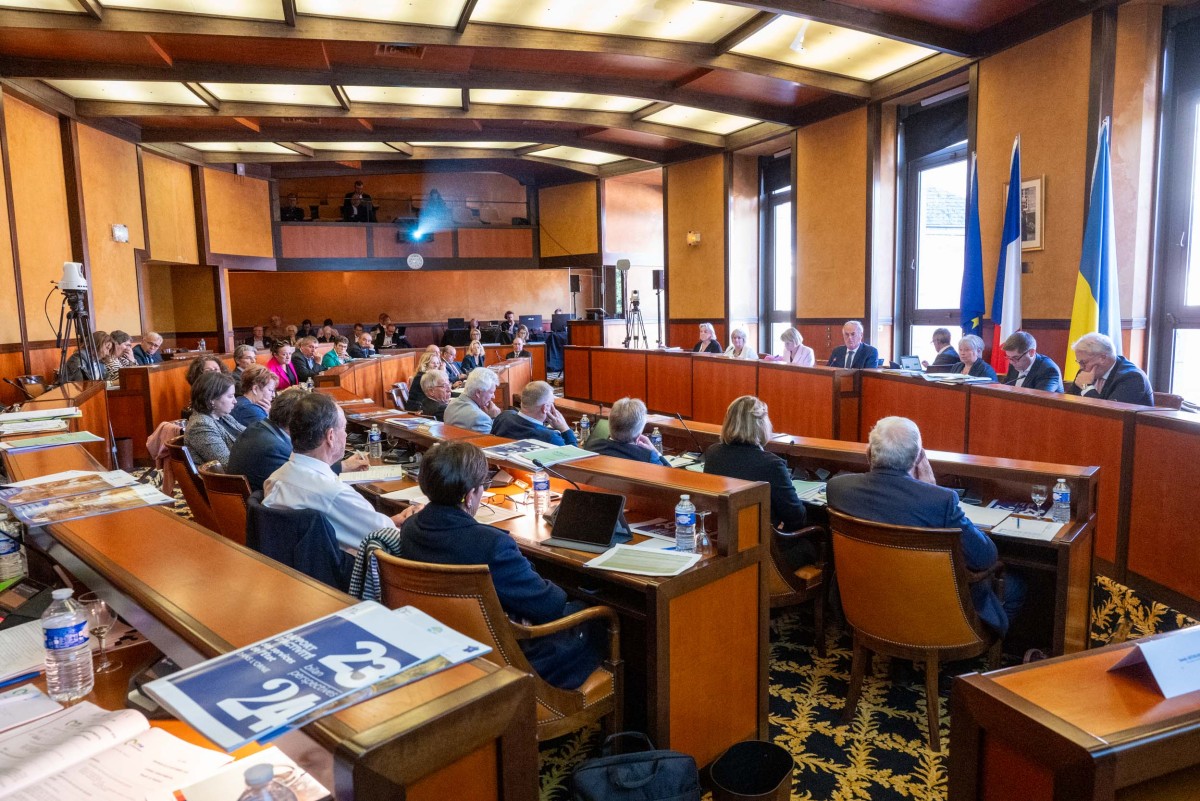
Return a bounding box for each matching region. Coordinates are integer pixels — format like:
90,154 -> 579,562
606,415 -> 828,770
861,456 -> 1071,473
959,503 -> 1012,530
338,464 -> 407,483
0,621 -> 47,682
0,686 -> 61,734
585,544 -> 701,577
1108,626 -> 1200,698
990,516 -> 1062,541
0,408 -> 82,424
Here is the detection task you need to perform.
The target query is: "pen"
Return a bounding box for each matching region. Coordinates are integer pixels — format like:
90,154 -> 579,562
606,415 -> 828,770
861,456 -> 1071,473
0,671 -> 41,691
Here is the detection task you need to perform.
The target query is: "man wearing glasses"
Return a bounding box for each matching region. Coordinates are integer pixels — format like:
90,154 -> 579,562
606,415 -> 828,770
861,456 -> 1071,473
1000,331 -> 1063,393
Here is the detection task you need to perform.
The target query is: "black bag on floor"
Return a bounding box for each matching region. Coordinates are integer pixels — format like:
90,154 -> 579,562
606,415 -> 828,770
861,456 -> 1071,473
572,732 -> 700,801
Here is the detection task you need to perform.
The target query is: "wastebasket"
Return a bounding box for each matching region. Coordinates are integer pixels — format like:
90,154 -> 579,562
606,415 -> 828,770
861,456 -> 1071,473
709,740 -> 794,801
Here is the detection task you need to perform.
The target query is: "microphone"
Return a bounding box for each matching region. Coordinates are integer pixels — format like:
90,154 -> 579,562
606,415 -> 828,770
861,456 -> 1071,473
674,412 -> 706,459
531,458 -> 581,491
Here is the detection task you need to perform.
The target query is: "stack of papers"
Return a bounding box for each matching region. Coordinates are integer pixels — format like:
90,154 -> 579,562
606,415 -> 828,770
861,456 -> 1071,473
959,503 -> 1012,530
0,431 -> 103,452
0,621 -> 44,684
585,544 -> 701,577
0,420 -> 68,436
338,464 -> 407,484
0,408 -> 81,424
481,439 -> 597,468
792,480 -> 827,506
991,516 -> 1063,541
0,687 -> 61,734
0,470 -> 173,525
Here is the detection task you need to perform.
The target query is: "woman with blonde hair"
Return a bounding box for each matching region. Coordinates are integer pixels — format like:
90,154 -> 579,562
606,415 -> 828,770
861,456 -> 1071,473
692,322 -> 722,354
703,396 -> 814,568
724,328 -> 758,360
768,328 -> 815,367
461,339 -> 486,372
405,349 -> 443,412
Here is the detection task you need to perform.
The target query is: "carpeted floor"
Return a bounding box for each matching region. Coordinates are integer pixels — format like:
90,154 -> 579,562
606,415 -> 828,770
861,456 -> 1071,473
143,469 -> 1197,801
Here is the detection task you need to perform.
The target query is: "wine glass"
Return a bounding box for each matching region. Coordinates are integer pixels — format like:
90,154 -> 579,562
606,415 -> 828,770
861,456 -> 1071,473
694,510 -> 713,554
79,592 -> 121,674
1030,484 -> 1048,518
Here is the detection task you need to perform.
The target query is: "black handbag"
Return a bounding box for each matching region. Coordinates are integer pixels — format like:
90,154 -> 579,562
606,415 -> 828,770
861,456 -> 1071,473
572,732 -> 701,801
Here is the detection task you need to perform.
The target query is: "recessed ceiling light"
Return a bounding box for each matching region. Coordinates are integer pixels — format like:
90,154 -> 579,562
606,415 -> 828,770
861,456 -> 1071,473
297,0 -> 467,28
408,141 -> 537,149
471,0 -> 758,44
44,80 -> 207,106
529,146 -> 630,165
344,87 -> 464,107
103,0 -> 284,21
470,89 -> 648,114
731,16 -> 935,81
640,105 -> 758,135
201,84 -> 341,107
185,142 -> 296,153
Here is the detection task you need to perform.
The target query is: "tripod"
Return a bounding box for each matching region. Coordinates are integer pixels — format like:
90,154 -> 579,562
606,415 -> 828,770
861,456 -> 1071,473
55,289 -> 100,392
623,300 -> 650,349
654,288 -> 664,347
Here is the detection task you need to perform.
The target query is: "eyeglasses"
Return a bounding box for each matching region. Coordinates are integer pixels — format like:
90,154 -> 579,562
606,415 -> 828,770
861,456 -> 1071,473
1006,350 -> 1031,363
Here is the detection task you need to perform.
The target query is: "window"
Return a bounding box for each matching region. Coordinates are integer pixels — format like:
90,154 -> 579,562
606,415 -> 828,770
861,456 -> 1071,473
760,155 -> 793,354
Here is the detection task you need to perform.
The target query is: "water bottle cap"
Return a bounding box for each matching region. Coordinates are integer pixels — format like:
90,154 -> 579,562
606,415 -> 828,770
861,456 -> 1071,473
680,494 -> 690,500
51,588 -> 73,600
244,764 -> 274,786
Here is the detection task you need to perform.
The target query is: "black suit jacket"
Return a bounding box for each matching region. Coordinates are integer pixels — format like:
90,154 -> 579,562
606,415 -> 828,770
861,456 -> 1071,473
1067,356 -> 1154,406
491,410 -> 578,446
280,206 -> 305,222
586,437 -> 669,467
949,359 -> 998,381
347,343 -> 375,359
931,346 -> 958,367
420,396 -> 448,421
692,340 -> 722,354
227,420 -> 341,494
374,330 -> 406,350
132,344 -> 162,366
703,442 -> 807,532
1003,353 -> 1064,392
291,353 -> 322,383
827,343 -> 880,369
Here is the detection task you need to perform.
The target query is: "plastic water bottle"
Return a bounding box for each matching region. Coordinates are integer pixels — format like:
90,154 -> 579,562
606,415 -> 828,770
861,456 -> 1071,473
197,338 -> 206,352
237,764 -> 298,801
368,424 -> 383,463
532,468 -> 551,517
675,494 -> 696,553
650,427 -> 664,454
579,414 -> 590,444
0,532 -> 24,582
1051,478 -> 1071,524
304,378 -> 314,392
42,588 -> 93,702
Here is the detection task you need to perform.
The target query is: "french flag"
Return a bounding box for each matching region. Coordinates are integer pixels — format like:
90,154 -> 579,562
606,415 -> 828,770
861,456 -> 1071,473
990,136 -> 1022,372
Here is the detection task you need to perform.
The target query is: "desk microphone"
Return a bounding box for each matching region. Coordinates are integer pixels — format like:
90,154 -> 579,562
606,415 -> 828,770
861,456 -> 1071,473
530,458 -> 581,491
674,412 -> 706,459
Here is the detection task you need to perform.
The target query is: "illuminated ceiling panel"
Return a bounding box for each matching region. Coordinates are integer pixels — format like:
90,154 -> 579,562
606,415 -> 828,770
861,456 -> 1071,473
45,80 -> 206,106
103,0 -> 284,21
0,0 -> 82,11
201,83 -> 341,107
640,104 -> 757,135
471,0 -> 757,44
344,86 -> 463,107
470,89 -> 648,113
730,16 -> 935,81
409,141 -> 537,149
297,142 -> 403,152
530,146 -> 629,165
296,0 -> 468,27
186,142 -> 296,153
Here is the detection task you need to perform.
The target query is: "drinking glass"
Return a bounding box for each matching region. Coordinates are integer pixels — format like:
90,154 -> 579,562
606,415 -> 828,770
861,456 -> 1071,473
1030,484 -> 1048,517
79,592 -> 121,674
695,510 -> 713,554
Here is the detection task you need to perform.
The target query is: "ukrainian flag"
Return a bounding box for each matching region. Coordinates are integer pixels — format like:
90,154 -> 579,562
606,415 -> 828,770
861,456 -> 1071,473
1066,118 -> 1122,377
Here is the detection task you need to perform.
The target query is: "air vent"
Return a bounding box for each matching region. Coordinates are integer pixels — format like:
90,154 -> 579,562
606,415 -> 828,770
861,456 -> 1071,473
375,44 -> 426,59
279,118 -> 324,126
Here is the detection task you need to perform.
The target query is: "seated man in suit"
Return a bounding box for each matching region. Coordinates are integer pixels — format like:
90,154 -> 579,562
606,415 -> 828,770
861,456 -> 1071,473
1001,331 -> 1064,392
923,327 -> 959,371
585,397 -> 669,466
228,388 -> 365,493
374,322 -> 406,350
263,393 -> 415,549
279,192 -> 305,222
245,325 -> 270,349
132,331 -> 164,365
445,366 -> 503,433
827,320 -> 880,369
504,337 -> 533,361
491,381 -> 578,446
419,369 -> 452,421
826,416 -> 1020,636
347,332 -> 376,359
1067,332 -> 1154,406
291,336 -> 323,384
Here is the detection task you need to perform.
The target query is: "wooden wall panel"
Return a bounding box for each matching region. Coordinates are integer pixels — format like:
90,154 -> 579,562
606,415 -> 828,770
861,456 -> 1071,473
589,349 -> 647,406
280,224 -> 367,258
1128,418 -> 1200,602
229,269 -> 570,325
77,124 -> 145,335
278,172 -> 527,225
141,151 -> 198,264
4,94 -> 73,342
457,228 -> 533,258
795,111 -> 867,319
756,364 -> 837,439
0,116 -> 19,345
645,351 -> 693,418
0,350 -> 25,403
859,372 -> 968,452
666,154 -> 726,319
202,168 -> 273,257
372,227 -> 453,258
563,347 -> 591,401
170,265 -> 217,332
668,321 -> 727,351
539,181 -> 598,257
691,355 -> 756,424
140,260 -> 176,333
977,17 -> 1090,321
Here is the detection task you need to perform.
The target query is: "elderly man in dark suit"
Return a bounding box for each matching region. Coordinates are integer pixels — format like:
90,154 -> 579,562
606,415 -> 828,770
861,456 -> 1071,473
923,327 -> 959,372
491,381 -> 578,446
827,320 -> 880,369
1066,332 -> 1153,406
826,416 -> 1020,636
1001,331 -> 1064,392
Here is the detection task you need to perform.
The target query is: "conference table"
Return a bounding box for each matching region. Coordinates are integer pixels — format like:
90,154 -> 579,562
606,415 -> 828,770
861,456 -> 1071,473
1,442 -> 540,801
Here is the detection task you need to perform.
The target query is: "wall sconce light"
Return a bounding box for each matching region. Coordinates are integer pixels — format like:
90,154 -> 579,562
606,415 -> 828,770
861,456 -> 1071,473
686,231 -> 701,247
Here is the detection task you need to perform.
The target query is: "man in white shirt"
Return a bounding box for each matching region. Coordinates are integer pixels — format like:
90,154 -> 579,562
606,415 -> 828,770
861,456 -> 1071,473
264,393 -> 416,549
445,366 -> 503,433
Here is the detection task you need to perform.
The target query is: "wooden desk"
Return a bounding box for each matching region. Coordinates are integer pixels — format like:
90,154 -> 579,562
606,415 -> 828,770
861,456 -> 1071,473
566,320 -> 603,347
3,443 -> 539,801
316,352 -> 419,407
483,343 -> 545,383
15,381 -> 114,468
858,371 -> 970,452
950,628 -> 1200,801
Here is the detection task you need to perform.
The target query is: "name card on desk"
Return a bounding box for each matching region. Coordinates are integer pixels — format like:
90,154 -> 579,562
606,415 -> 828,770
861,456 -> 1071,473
1108,627 -> 1200,698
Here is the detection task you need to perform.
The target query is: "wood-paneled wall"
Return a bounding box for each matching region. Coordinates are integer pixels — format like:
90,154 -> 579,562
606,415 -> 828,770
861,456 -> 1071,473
278,172 -> 527,224
0,101 -> 19,346
202,167 -> 273,258
538,181 -> 598,257
142,151 -> 198,265
666,154 -> 726,319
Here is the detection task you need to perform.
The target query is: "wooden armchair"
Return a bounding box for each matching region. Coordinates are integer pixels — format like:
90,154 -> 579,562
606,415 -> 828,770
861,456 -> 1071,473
828,509 -> 1002,751
164,435 -> 220,533
373,552 -> 623,742
766,525 -> 828,657
1154,391 -> 1184,410
392,382 -> 409,410
197,462 -> 252,546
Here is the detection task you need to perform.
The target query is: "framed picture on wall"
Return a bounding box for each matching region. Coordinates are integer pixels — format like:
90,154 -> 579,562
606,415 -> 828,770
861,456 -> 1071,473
1019,176 -> 1044,251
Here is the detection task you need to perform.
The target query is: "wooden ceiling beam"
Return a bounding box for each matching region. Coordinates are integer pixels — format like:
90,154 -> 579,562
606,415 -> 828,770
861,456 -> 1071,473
71,0 -> 102,21
455,0 -> 479,35
356,118 -> 373,131
330,84 -> 351,111
233,117 -> 260,132
385,142 -> 413,156
0,9 -> 867,97
970,0 -> 1123,57
281,0 -> 297,27
724,121 -> 792,150
713,11 -> 779,54
143,35 -> 173,66
519,154 -> 600,177
183,81 -> 220,110
277,141 -> 314,157
631,102 -> 671,122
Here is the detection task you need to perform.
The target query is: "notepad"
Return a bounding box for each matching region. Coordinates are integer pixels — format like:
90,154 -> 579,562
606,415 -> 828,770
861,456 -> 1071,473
792,480 -> 827,506
959,503 -> 1011,530
991,516 -> 1062,541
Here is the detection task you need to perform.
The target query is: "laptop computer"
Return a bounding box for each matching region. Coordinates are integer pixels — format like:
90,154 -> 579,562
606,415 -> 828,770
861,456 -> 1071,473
899,355 -> 923,371
519,314 -> 544,332
447,317 -> 466,330
551,312 -> 573,332
541,489 -> 631,553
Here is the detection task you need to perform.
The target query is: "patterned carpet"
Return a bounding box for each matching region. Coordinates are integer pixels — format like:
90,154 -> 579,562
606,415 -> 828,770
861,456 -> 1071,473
142,470 -> 1197,801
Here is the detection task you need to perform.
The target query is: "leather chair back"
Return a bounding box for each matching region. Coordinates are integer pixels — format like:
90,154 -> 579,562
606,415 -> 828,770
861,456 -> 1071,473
198,462 -> 252,546
165,435 -> 221,532
1154,392 -> 1184,410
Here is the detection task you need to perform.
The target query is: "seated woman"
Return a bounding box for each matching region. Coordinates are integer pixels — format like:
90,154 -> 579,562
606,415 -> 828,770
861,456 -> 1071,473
231,344 -> 257,391
461,340 -> 486,373
398,441 -> 602,690
585,397 -> 669,466
181,354 -> 229,418
265,340 -> 299,389
724,328 -> 758,360
282,324 -> 299,345
704,396 -> 815,570
185,371 -> 245,468
321,336 -> 352,369
65,330 -> 112,382
103,330 -> 138,380
951,334 -> 998,380
692,322 -> 722,354
232,364 -> 277,427
768,327 -> 815,367
405,350 -> 442,412
504,337 -> 532,361
318,324 -> 339,344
